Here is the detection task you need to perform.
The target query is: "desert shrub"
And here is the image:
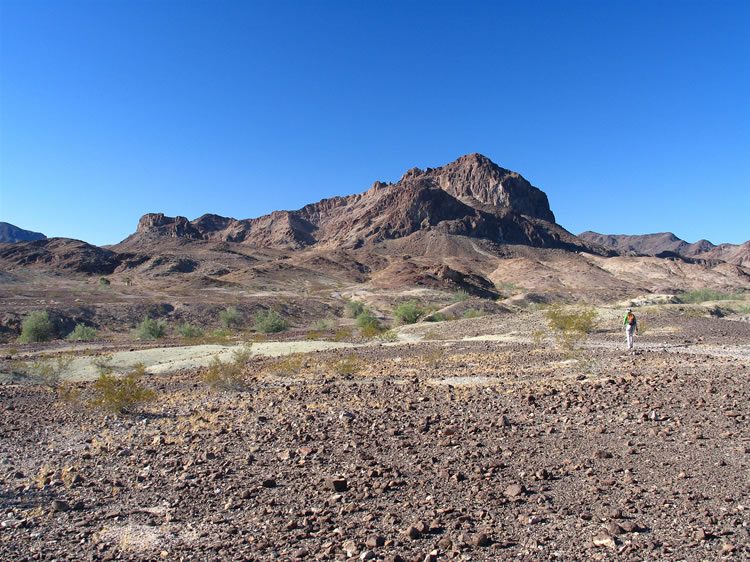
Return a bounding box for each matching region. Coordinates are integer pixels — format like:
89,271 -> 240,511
463,308 -> 483,319
332,328 -> 352,342
356,309 -> 382,331
377,329 -> 398,342
676,289 -> 741,304
344,300 -> 365,318
254,309 -> 289,333
19,310 -> 55,343
26,354 -> 74,389
426,312 -> 449,322
89,363 -> 154,415
176,322 -> 204,338
134,316 -> 166,340
98,277 -> 110,288
544,304 -> 598,357
452,290 -> 470,303
219,306 -> 243,329
422,348 -> 445,369
310,319 -> 334,331
201,345 -> 252,391
67,323 -> 97,341
274,354 -> 304,376
329,354 -> 360,376
393,300 -> 425,324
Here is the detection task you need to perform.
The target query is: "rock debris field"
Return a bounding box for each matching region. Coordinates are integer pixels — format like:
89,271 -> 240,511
1,311 -> 749,561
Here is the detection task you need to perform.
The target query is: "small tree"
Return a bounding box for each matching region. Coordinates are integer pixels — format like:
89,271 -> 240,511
19,310 -> 55,343
544,304 -> 598,358
393,300 -> 425,325
356,309 -> 381,331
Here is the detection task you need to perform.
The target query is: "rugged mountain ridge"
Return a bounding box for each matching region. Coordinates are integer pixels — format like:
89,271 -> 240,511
0,222 -> 46,243
119,154 -> 569,251
579,231 -> 750,267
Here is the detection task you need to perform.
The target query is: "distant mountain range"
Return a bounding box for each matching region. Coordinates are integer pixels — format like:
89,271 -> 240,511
0,222 -> 46,243
578,231 -> 749,267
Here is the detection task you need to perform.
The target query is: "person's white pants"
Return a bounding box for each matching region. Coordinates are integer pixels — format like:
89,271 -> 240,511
626,324 -> 634,349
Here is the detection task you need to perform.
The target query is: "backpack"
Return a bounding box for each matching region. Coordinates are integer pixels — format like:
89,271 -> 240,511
627,312 -> 636,325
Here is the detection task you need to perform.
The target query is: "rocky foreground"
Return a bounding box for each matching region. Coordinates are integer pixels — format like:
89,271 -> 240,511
1,313 -> 749,561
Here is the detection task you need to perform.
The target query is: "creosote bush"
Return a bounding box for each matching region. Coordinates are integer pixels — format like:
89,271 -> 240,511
176,322 -> 204,338
134,316 -> 166,340
201,345 -> 253,391
676,289 -> 743,304
67,323 -> 97,341
393,300 -> 425,325
344,300 -> 365,318
27,354 -> 74,389
544,303 -> 598,357
19,310 -> 55,343
89,362 -> 155,415
254,309 -> 289,333
329,354 -> 360,376
219,306 -> 243,329
463,309 -> 483,319
355,309 -> 382,332
452,290 -> 470,303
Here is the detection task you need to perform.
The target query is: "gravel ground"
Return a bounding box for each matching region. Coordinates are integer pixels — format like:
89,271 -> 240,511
1,311 -> 749,561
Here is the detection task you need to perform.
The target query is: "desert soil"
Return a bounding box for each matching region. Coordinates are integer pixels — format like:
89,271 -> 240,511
1,310 -> 749,561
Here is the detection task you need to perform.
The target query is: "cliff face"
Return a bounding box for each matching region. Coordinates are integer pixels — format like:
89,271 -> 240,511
123,153 -> 568,251
0,222 -> 47,243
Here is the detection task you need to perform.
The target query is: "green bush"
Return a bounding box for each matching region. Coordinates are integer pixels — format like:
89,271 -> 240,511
356,309 -> 382,331
329,354 -> 360,376
89,363 -> 155,415
344,300 -> 365,318
426,312 -> 449,322
393,300 -> 425,324
676,289 -> 742,304
219,306 -> 243,329
134,316 -> 166,340
176,322 -> 204,338
201,345 -> 252,391
26,354 -> 74,389
66,323 -> 97,341
310,319 -> 334,331
452,290 -> 470,303
19,310 -> 55,343
254,309 -> 289,333
544,304 -> 598,357
463,309 -> 483,319
98,277 -> 111,288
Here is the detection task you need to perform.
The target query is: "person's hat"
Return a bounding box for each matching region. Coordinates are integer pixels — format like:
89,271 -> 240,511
626,308 -> 632,312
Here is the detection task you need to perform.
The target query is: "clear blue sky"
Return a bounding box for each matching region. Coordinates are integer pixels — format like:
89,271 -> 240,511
1,0 -> 748,246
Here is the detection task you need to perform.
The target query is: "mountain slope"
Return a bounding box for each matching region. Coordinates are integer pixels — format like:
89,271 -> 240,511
0,222 -> 47,243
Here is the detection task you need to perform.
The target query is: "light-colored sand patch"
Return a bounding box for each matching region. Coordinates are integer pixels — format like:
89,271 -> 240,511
59,340 -> 359,381
428,375 -> 501,386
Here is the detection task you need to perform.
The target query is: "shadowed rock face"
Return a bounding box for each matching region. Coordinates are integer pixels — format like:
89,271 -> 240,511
124,154 -> 560,250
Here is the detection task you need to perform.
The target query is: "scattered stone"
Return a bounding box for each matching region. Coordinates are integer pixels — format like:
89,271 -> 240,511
365,535 -> 384,548
504,483 -> 526,498
593,450 -> 613,459
471,533 -> 490,547
404,526 -> 421,540
326,477 -> 348,492
592,532 -> 616,548
51,500 -> 70,513
261,479 -> 276,488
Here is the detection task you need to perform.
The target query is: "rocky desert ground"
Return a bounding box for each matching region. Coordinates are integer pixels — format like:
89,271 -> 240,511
2,297 -> 749,561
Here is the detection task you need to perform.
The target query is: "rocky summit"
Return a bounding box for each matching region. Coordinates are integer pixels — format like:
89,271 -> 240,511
123,154 -> 566,250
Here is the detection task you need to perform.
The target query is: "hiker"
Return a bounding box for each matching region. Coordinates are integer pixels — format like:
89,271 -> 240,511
623,308 -> 637,351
